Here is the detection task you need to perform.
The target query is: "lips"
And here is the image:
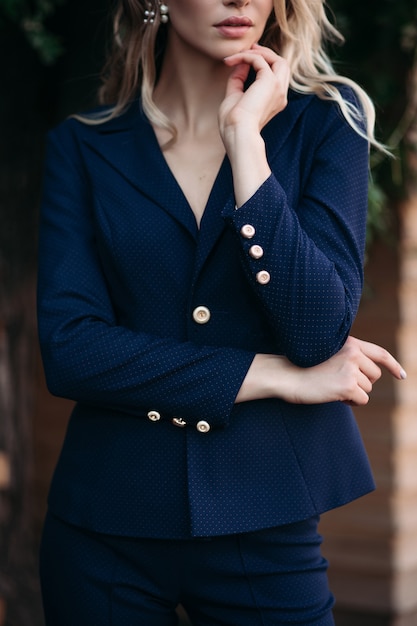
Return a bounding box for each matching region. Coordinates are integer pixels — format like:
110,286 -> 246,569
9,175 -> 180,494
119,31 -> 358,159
214,16 -> 253,27
214,15 -> 253,38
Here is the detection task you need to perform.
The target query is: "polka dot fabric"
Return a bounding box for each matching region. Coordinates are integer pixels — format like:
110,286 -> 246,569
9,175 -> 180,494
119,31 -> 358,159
37,89 -> 375,539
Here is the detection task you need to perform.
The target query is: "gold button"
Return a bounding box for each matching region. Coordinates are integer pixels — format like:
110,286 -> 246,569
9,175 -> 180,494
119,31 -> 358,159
192,306 -> 211,325
240,224 -> 256,239
147,410 -> 161,422
172,417 -> 187,428
256,270 -> 271,285
196,420 -> 211,433
249,245 -> 264,259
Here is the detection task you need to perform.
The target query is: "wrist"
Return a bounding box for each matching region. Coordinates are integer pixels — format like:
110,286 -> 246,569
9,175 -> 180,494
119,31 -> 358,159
224,130 -> 271,207
235,354 -> 301,404
223,124 -> 265,163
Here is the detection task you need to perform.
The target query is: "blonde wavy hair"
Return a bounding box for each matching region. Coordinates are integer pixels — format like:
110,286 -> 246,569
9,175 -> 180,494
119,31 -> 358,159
87,0 -> 383,150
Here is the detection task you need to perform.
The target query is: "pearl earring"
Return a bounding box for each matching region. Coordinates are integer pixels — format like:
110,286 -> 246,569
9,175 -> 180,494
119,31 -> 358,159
159,2 -> 169,23
143,2 -> 169,25
143,3 -> 156,23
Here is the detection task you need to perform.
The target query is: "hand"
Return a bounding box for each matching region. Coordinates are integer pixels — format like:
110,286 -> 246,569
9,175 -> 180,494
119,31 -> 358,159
219,44 -> 290,141
236,336 -> 406,406
282,336 -> 406,406
218,45 -> 290,207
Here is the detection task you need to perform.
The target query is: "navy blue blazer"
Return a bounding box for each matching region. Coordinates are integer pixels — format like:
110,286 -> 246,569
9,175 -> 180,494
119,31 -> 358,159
37,88 -> 375,538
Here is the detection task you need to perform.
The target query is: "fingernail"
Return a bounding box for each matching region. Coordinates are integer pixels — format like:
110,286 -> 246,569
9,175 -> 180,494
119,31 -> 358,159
400,368 -> 407,380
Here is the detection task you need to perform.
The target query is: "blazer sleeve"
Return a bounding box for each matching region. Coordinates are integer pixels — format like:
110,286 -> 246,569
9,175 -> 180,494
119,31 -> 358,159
37,126 -> 255,428
222,92 -> 369,367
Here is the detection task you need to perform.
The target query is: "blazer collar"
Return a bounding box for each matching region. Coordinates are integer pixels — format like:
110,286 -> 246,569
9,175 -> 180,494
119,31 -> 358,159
83,101 -> 199,239
82,92 -> 314,269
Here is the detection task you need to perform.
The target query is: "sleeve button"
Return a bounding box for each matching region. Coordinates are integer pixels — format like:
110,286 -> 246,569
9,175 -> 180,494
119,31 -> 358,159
256,270 -> 271,285
172,417 -> 187,428
147,410 -> 161,422
196,420 -> 211,433
249,245 -> 264,259
240,224 -> 256,239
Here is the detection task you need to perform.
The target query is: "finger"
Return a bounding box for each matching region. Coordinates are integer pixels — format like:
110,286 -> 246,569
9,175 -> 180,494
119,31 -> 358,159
224,49 -> 288,82
356,339 -> 406,380
224,50 -> 271,72
343,394 -> 369,407
250,45 -> 290,77
357,370 -> 373,394
359,358 -> 382,385
224,49 -> 288,115
344,383 -> 370,406
251,44 -> 288,68
344,391 -> 369,407
224,62 -> 251,97
347,337 -> 406,380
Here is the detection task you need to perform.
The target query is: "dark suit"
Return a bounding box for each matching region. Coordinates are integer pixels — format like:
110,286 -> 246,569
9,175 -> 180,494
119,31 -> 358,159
37,87 -> 374,541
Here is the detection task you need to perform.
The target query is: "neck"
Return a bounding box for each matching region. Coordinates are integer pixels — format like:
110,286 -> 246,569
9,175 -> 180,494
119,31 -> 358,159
153,34 -> 232,136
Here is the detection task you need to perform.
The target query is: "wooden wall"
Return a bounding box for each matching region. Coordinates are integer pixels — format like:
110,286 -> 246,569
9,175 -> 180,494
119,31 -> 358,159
322,197 -> 417,625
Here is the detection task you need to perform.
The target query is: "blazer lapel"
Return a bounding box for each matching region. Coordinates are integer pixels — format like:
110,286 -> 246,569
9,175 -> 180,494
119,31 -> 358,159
82,102 -> 198,240
192,157 -> 234,282
261,89 -> 314,163
81,91 -> 314,273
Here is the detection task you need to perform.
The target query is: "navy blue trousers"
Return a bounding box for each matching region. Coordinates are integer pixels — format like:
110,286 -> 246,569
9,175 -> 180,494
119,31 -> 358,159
39,511 -> 335,625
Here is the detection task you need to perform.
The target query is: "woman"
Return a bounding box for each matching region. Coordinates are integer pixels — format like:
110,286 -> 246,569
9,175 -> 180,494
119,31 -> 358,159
37,0 -> 406,624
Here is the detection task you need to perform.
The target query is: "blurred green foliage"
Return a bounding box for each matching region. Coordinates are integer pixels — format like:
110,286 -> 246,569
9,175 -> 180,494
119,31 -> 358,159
0,0 -> 65,64
331,0 -> 417,246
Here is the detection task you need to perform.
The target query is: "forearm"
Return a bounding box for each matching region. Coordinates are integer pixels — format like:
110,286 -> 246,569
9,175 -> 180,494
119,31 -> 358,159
235,353 -> 295,403
222,174 -> 364,366
236,338 -> 406,407
223,124 -> 271,208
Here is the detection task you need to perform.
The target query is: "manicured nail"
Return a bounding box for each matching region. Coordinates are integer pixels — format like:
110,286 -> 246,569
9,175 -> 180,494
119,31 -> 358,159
400,368 -> 407,380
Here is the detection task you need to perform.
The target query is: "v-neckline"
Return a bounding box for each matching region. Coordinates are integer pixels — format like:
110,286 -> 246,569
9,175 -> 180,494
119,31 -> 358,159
146,121 -> 230,231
